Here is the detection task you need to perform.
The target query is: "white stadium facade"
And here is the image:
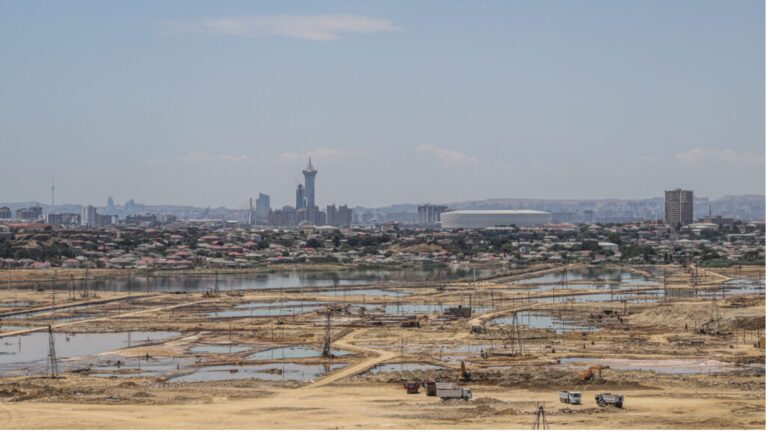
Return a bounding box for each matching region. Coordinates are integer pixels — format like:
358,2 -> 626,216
440,210 -> 551,229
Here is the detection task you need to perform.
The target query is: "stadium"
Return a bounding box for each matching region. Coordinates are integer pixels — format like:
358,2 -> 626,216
440,210 -> 551,229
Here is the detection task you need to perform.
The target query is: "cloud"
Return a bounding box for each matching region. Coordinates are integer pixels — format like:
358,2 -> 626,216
675,148 -> 764,166
416,143 -> 479,167
169,14 -> 399,41
278,147 -> 369,163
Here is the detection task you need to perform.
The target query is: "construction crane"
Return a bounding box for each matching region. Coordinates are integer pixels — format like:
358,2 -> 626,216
577,365 -> 608,382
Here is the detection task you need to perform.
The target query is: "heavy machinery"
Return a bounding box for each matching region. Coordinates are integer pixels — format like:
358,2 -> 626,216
403,381 -> 420,394
424,380 -> 437,396
559,390 -> 582,404
460,361 -> 472,382
435,382 -> 472,401
577,364 -> 608,382
595,393 -> 624,408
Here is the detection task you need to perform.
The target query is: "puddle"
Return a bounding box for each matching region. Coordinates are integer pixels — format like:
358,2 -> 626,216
208,304 -> 327,318
0,301 -> 33,308
12,267 -> 499,293
248,346 -> 352,360
189,344 -> 252,354
169,362 -> 347,383
558,357 -> 739,374
0,331 -> 180,375
549,290 -> 661,304
364,304 -> 491,315
518,269 -> 652,286
489,311 -> 593,333
234,301 -> 329,309
90,358 -> 189,378
314,289 -> 408,298
367,362 -> 442,373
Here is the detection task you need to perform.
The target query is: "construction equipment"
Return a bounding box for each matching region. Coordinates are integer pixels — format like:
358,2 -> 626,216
403,381 -> 420,394
424,380 -> 437,396
435,382 -> 472,401
558,391 -> 581,405
460,361 -> 472,382
595,393 -> 623,408
577,365 -> 608,382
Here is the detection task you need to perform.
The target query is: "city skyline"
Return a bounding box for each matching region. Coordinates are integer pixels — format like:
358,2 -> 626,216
0,0 -> 764,208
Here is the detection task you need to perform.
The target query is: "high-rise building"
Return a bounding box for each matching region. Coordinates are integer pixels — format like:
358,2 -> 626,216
0,207 -> 10,219
417,204 -> 448,225
105,196 -> 118,215
15,206 -> 43,220
46,213 -> 81,226
255,193 -> 270,220
665,189 -> 694,227
302,158 -> 317,210
295,184 -> 305,210
81,205 -> 98,227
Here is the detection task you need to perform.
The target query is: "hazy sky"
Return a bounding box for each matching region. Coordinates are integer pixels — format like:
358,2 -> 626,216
1,0 -> 764,209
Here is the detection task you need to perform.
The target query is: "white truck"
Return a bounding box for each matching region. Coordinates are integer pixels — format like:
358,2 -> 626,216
435,382 -> 472,401
595,393 -> 624,408
559,390 -> 582,405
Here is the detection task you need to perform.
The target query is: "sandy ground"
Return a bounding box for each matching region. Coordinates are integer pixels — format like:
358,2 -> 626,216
0,264 -> 762,429
0,383 -> 762,429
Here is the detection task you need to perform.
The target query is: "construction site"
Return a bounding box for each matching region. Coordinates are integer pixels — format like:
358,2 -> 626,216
0,263 -> 763,429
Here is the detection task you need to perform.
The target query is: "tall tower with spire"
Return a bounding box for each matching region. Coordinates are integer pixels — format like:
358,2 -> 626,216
302,158 -> 317,210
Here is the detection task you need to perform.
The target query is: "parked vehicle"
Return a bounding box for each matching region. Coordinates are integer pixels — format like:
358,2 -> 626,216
435,382 -> 472,401
559,390 -> 582,405
403,382 -> 420,394
595,393 -> 624,408
424,380 -> 437,397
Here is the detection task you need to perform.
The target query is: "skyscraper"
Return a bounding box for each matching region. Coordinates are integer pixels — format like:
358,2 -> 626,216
302,158 -> 317,210
295,184 -> 305,210
256,193 -> 271,220
665,189 -> 694,227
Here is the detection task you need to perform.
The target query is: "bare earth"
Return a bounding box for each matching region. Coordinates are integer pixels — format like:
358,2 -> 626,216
0,264 -> 763,429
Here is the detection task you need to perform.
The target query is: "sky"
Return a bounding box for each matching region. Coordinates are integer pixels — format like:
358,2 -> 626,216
0,0 -> 764,209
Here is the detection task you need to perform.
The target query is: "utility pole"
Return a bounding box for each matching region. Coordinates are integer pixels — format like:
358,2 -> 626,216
47,325 -> 58,378
531,405 -> 549,430
321,310 -> 333,357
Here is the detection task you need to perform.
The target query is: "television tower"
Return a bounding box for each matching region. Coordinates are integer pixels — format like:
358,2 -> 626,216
50,175 -> 55,207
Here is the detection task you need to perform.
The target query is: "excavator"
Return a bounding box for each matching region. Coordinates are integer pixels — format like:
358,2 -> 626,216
460,361 -> 472,382
577,365 -> 609,382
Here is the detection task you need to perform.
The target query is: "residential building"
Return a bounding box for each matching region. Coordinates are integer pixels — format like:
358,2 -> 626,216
665,189 -> 694,227
15,206 -> 43,220
81,205 -> 98,227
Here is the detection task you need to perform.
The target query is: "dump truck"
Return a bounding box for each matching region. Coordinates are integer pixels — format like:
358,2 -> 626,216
424,380 -> 437,397
559,390 -> 582,405
403,382 -> 420,394
595,393 -> 623,408
435,382 -> 472,401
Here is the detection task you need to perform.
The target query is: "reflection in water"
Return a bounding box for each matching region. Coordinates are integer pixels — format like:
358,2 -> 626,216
247,346 -> 352,360
0,331 -> 180,375
12,267 -> 502,293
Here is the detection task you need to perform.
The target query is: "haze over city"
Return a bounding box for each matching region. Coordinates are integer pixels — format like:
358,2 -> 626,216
1,0 -> 764,208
